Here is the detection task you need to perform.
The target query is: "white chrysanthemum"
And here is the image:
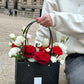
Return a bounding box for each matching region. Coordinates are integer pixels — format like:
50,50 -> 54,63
8,47 -> 20,57
51,56 -> 58,63
45,48 -> 51,52
14,36 -> 25,46
53,42 -> 59,46
9,42 -> 12,47
9,33 -> 16,40
43,38 -> 49,48
60,60 -> 65,65
21,26 -> 26,32
58,43 -> 67,53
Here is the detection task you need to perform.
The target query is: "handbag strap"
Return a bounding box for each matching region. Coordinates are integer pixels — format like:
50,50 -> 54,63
23,20 -> 53,60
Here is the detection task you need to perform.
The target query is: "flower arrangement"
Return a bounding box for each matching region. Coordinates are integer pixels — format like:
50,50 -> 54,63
8,27 -> 69,65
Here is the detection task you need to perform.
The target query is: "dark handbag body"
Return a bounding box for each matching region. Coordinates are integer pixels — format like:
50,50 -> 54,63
15,21 -> 60,84
15,60 -> 60,84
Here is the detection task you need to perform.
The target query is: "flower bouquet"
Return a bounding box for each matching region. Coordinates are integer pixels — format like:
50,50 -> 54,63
8,31 -> 68,65
8,21 -> 68,84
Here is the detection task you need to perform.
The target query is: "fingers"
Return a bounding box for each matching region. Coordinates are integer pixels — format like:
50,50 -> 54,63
35,14 -> 52,28
36,15 -> 49,23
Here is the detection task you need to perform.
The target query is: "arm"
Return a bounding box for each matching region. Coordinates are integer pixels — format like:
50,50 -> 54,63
50,12 -> 84,39
35,0 -> 58,44
36,0 -> 84,39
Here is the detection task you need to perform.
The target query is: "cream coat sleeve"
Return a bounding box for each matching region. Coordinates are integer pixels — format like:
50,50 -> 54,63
35,0 -> 58,44
50,11 -> 84,39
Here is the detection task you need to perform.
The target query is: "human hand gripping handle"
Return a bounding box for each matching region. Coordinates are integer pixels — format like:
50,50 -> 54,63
35,14 -> 53,28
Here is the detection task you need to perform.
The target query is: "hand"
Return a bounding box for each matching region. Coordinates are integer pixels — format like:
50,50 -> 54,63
35,14 -> 53,28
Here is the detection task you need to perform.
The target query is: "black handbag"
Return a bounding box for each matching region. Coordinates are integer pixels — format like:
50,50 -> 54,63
15,21 -> 60,84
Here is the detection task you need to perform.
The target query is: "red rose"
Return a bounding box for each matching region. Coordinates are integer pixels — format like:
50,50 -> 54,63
39,46 -> 45,51
23,45 -> 36,58
39,46 -> 51,54
52,46 -> 63,55
34,51 -> 50,65
12,43 -> 17,48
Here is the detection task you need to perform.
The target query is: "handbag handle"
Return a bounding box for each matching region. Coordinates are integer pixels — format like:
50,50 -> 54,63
23,20 -> 53,60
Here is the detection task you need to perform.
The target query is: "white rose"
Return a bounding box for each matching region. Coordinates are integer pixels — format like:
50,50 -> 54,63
51,56 -> 58,63
58,43 -> 67,53
27,34 -> 31,39
45,48 -> 51,52
8,47 -> 20,57
43,38 -> 49,48
60,60 -> 65,65
14,36 -> 25,46
9,33 -> 16,40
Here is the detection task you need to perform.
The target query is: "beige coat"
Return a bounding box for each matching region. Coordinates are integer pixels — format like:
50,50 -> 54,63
35,0 -> 84,54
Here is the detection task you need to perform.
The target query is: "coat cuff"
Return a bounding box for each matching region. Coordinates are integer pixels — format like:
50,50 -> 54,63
49,13 -> 56,27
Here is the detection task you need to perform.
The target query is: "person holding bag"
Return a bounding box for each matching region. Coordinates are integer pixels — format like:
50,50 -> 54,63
35,0 -> 84,84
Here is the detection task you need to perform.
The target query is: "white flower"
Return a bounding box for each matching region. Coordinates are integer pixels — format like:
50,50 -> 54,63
43,38 -> 49,48
45,48 -> 51,52
27,34 -> 31,39
60,36 -> 66,42
36,48 -> 39,52
60,60 -> 65,65
9,42 -> 12,47
51,56 -> 58,63
58,43 -> 67,53
21,26 -> 26,32
28,58 -> 37,62
9,33 -> 16,40
24,34 -> 31,39
8,47 -> 20,57
14,36 -> 25,46
53,42 -> 59,46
